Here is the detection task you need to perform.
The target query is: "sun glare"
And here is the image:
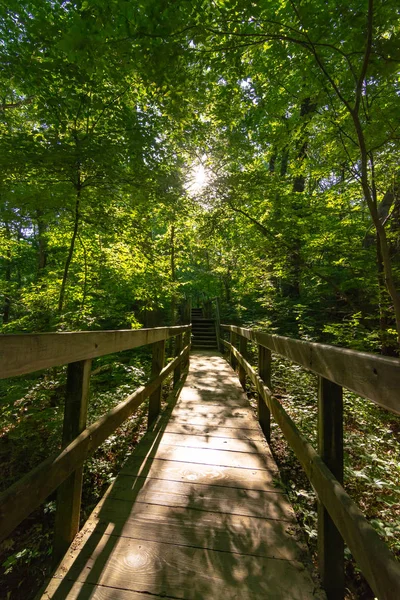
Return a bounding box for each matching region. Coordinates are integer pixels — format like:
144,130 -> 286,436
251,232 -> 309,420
186,161 -> 209,195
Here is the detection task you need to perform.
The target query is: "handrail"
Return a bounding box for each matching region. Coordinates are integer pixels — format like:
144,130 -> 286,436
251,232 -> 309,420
221,325 -> 400,414
221,325 -> 400,600
0,325 -> 191,562
0,325 -> 189,379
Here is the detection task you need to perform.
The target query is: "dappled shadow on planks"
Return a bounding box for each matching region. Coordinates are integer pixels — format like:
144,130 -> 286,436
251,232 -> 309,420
42,353 -> 324,599
43,374 -> 188,600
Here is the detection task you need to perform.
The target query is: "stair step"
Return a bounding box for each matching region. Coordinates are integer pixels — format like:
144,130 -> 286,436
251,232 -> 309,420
192,318 -> 214,322
192,331 -> 216,335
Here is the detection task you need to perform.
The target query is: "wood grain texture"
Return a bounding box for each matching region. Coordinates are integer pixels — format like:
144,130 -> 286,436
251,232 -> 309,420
93,502 -> 304,560
221,324 -> 400,414
41,580 -> 178,600
122,457 -> 280,491
40,351 -> 324,600
50,533 -> 322,600
133,443 -> 278,471
155,431 -> 270,453
164,422 -> 266,440
0,325 -> 190,379
107,476 -> 290,520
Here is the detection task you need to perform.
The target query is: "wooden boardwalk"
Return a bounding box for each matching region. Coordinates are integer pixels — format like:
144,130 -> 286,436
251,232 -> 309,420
41,351 -> 325,600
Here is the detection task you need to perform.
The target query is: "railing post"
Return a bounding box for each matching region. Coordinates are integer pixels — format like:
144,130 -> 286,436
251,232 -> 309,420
230,331 -> 237,370
214,297 -> 222,352
182,327 -> 191,369
173,333 -> 183,386
53,358 -> 91,563
238,336 -> 247,390
318,376 -> 344,600
258,345 -> 271,442
188,298 -> 192,323
148,339 -> 166,429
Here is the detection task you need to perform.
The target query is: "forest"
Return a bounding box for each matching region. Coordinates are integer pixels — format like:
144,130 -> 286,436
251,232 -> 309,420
0,0 -> 399,599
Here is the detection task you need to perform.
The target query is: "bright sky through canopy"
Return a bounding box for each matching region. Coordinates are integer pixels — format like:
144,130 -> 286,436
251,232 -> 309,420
186,161 -> 209,195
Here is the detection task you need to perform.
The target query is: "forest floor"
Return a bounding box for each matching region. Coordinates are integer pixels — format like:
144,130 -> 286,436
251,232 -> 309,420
1,346 -> 399,599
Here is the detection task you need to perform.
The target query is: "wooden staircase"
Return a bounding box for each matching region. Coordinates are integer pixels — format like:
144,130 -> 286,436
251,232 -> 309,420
191,308 -> 218,350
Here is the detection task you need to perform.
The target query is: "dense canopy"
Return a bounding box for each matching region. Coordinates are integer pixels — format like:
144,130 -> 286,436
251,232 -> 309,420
1,0 -> 400,354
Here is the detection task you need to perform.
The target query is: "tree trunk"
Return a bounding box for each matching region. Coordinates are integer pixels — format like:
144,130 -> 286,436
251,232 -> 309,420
58,188 -> 81,313
376,237 -> 396,355
36,209 -> 48,271
170,224 -> 176,326
3,224 -> 11,324
352,112 -> 400,346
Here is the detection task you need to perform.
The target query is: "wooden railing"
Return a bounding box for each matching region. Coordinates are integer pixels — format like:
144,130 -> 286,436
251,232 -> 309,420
210,296 -> 222,351
221,324 -> 400,600
0,325 -> 191,561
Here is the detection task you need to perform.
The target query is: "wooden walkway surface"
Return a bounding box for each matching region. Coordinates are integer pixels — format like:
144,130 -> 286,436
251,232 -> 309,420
41,352 -> 325,600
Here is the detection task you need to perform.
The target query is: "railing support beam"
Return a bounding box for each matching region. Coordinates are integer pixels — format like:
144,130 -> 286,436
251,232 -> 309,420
318,376 -> 344,600
148,339 -> 166,429
173,333 -> 183,386
238,337 -> 247,390
184,329 -> 191,369
258,345 -> 271,442
230,331 -> 238,370
53,358 -> 91,564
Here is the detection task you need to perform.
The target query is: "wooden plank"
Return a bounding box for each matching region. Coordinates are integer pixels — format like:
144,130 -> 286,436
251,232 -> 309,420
172,403 -> 255,418
50,533 -> 320,600
0,325 -> 190,379
227,342 -> 400,600
318,377 -> 344,599
133,443 -> 278,472
121,457 -> 280,492
107,476 -> 289,520
54,359 -> 92,563
93,502 -> 304,560
168,413 -> 261,430
164,422 -> 265,440
156,432 -> 270,454
148,340 -> 166,429
41,580 -> 178,600
222,325 -> 400,414
0,347 -> 189,543
177,389 -> 250,408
